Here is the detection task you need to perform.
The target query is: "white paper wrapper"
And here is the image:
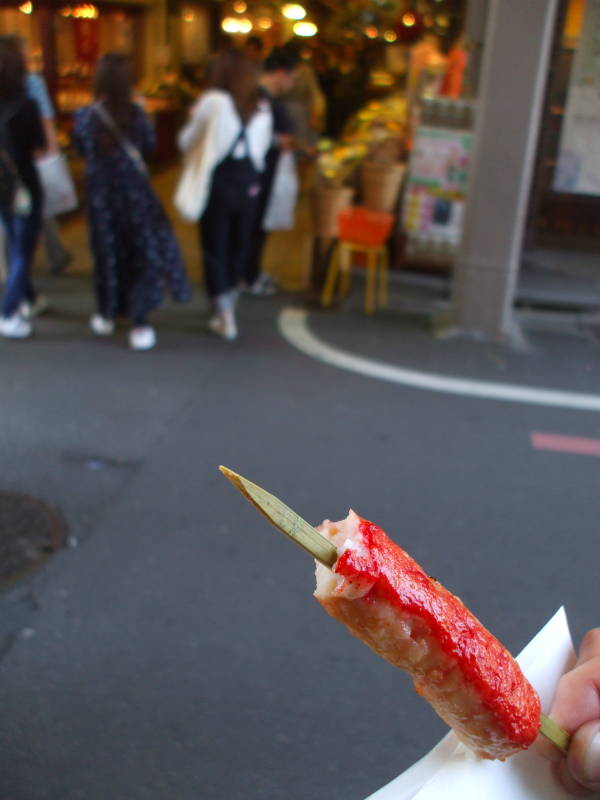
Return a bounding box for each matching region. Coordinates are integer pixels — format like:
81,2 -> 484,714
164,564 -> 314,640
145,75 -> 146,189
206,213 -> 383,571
366,608 -> 587,800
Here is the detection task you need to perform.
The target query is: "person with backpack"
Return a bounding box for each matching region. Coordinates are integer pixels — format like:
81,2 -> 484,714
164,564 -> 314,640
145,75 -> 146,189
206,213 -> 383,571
73,53 -> 191,350
176,48 -> 272,341
0,35 -> 46,339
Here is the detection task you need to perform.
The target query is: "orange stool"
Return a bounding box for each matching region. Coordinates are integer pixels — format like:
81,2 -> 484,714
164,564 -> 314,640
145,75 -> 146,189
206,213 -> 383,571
321,207 -> 394,314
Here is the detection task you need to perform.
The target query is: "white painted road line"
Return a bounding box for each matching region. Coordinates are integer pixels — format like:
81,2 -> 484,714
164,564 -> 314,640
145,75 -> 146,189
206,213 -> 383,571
278,308 -> 600,412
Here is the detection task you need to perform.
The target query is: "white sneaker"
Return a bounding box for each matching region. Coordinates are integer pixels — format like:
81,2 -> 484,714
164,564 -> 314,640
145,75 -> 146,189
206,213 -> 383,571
207,314 -> 238,341
90,314 -> 115,336
20,294 -> 50,319
129,326 -> 156,351
0,313 -> 32,338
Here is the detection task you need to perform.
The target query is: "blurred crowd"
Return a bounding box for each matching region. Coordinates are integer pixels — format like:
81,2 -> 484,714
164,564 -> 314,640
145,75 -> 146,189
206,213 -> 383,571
0,30 -> 463,349
0,34 -> 365,349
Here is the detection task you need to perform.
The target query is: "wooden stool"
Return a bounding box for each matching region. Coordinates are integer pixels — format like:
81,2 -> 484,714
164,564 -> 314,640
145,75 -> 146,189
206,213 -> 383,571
321,207 -> 394,314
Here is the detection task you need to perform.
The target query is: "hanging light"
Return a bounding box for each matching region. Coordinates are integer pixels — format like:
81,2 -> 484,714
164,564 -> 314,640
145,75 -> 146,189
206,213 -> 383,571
237,17 -> 252,33
232,0 -> 247,12
293,20 -> 317,36
401,11 -> 416,27
364,25 -> 378,39
18,1 -> 32,13
221,16 -> 240,33
257,17 -> 272,30
283,4 -> 306,21
383,29 -> 397,42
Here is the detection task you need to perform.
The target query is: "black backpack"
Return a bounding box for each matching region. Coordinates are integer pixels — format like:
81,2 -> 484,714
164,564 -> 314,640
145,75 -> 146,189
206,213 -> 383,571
0,100 -> 25,213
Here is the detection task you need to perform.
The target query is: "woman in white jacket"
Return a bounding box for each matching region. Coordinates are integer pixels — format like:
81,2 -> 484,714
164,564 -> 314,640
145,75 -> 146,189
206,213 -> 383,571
177,49 -> 272,340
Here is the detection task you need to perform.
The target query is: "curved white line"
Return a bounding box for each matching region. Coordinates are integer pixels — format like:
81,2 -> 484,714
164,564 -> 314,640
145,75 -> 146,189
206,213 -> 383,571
278,308 -> 600,412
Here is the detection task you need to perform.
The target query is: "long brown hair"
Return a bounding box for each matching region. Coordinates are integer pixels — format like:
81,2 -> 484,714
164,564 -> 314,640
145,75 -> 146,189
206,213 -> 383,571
206,48 -> 259,122
93,52 -> 134,133
0,35 -> 26,98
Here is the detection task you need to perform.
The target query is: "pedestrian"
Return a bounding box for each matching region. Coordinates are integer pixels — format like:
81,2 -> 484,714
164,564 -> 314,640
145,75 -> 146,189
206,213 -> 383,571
74,53 -> 190,350
0,35 -> 46,339
243,45 -> 299,298
282,49 -> 324,155
15,36 -> 73,280
176,48 -> 272,340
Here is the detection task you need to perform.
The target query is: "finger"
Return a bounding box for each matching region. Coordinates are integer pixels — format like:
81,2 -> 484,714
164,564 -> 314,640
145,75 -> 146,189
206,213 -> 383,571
553,759 -> 595,797
578,629 -> 600,666
566,720 -> 600,793
549,658 -> 600,732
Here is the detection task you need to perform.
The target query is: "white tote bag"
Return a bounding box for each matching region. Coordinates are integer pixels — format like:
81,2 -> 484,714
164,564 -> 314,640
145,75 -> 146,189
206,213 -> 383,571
36,153 -> 78,218
174,111 -> 220,223
263,151 -> 298,231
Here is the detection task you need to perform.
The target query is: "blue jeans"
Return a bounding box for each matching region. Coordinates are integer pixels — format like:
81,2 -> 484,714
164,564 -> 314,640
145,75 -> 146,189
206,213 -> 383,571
1,205 -> 42,318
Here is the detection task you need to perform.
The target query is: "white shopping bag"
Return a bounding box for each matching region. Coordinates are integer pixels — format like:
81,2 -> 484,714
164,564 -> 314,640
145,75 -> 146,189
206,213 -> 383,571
36,153 -> 78,218
263,151 -> 298,231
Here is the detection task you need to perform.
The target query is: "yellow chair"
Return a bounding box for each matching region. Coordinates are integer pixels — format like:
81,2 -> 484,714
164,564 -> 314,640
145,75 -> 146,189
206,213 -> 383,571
321,207 -> 394,314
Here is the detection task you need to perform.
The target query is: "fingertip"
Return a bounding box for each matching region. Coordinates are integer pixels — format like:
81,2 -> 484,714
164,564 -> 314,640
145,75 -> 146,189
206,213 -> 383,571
554,759 -> 594,797
567,721 -> 600,792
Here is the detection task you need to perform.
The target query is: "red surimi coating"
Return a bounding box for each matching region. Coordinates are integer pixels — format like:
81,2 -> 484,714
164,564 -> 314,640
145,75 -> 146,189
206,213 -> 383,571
314,512 -> 541,760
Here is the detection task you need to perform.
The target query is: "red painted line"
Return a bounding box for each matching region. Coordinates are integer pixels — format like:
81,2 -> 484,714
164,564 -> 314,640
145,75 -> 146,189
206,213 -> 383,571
531,432 -> 600,456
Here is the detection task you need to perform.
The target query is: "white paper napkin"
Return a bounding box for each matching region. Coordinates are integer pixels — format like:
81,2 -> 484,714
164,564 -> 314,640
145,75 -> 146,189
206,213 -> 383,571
366,608 -> 590,800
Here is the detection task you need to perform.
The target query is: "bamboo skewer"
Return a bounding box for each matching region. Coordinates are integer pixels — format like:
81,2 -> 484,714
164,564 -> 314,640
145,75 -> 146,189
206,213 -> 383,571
219,465 -> 571,756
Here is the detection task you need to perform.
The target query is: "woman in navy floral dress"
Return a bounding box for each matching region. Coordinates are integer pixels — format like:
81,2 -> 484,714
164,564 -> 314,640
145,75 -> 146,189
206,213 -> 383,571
74,53 -> 190,350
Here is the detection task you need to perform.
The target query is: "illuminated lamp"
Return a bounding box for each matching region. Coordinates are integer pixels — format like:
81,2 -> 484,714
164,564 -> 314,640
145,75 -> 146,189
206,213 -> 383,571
221,16 -> 240,33
257,17 -> 272,30
59,6 -> 72,15
365,25 -> 378,39
383,29 -> 397,42
283,3 -> 306,20
183,9 -> 195,22
232,0 -> 247,12
18,1 -> 32,12
293,20 -> 317,37
394,8 -> 424,43
237,17 -> 252,33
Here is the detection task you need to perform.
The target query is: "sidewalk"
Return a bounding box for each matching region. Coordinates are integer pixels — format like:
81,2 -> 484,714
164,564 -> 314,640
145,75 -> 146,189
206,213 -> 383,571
42,163 -> 600,314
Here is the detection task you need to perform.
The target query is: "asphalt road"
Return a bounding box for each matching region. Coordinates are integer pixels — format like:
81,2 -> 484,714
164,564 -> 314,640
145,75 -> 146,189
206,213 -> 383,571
0,279 -> 598,800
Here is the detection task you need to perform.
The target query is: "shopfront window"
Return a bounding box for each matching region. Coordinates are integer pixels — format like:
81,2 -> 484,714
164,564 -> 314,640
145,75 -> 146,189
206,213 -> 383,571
528,0 -> 600,245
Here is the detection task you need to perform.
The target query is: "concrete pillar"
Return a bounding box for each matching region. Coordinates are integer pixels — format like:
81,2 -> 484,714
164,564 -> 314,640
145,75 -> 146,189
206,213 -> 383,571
452,0 -> 559,340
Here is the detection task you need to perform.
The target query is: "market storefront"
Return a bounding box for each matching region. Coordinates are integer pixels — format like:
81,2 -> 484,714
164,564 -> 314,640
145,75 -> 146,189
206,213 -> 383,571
0,0 -> 218,159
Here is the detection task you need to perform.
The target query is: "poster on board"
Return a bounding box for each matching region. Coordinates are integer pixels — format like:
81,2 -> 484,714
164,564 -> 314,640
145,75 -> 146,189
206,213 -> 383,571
402,125 -> 472,261
554,0 -> 600,194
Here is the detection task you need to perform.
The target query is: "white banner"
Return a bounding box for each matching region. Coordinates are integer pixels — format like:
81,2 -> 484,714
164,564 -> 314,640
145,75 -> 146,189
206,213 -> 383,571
554,0 -> 600,194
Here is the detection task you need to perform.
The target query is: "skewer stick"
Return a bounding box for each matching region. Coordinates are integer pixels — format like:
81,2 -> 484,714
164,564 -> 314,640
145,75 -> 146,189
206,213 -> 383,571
219,466 -> 337,567
219,465 -> 571,755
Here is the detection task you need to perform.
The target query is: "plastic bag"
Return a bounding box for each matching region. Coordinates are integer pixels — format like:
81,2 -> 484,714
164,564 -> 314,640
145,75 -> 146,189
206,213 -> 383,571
263,152 -> 298,231
36,153 -> 78,218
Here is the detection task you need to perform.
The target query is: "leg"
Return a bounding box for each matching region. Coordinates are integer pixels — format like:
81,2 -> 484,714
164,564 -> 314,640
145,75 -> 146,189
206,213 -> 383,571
200,192 -> 238,340
200,196 -> 233,301
42,217 -> 71,274
1,208 -> 42,318
378,246 -> 389,308
365,248 -> 377,314
321,242 -> 340,307
339,243 -> 352,298
229,194 -> 260,291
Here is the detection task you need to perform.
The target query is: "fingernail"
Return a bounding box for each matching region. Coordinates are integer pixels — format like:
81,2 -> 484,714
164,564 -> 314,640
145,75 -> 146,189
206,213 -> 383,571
583,730 -> 600,787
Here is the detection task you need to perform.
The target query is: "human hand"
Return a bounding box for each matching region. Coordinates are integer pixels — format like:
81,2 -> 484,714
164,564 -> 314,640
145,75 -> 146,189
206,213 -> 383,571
539,629 -> 600,795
